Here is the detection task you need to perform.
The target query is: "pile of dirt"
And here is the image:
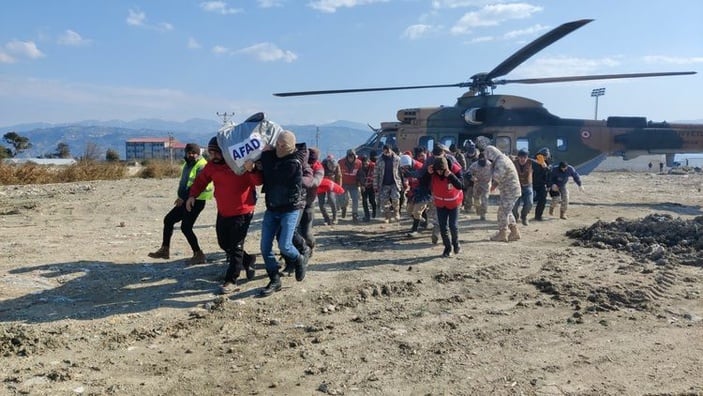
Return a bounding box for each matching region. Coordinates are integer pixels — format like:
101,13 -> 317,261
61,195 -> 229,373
566,213 -> 703,267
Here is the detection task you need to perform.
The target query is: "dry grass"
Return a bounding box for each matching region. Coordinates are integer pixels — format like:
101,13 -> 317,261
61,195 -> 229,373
0,160 -> 180,185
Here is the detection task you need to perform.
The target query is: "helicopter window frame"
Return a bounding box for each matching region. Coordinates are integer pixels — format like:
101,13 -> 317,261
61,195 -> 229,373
516,138 -> 529,155
419,135 -> 434,152
556,137 -> 567,152
495,136 -> 512,155
439,136 -> 456,150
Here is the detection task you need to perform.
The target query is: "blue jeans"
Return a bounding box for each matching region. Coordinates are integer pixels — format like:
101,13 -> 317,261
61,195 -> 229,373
261,209 -> 300,272
436,206 -> 459,248
512,186 -> 534,221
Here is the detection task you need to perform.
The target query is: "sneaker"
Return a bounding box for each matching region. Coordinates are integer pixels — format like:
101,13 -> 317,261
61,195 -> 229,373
431,233 -> 439,244
453,245 -> 462,255
442,247 -> 452,258
406,231 -> 419,238
521,218 -> 529,226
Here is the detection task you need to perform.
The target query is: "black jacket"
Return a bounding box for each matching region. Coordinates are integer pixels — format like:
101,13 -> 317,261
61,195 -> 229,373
260,150 -> 305,212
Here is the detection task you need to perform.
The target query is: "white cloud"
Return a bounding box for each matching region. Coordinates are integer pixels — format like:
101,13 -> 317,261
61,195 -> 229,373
187,37 -> 201,49
58,30 -> 92,46
432,0 -> 498,8
200,1 -> 243,14
503,23 -> 549,40
237,42 -> 297,62
258,0 -> 284,7
451,2 -> 542,34
516,56 -> 621,78
126,9 -> 174,31
470,35 -> 494,43
402,24 -> 434,40
212,45 -> 229,55
4,40 -> 45,60
0,75 -> 231,123
0,51 -> 15,63
308,0 -> 388,13
642,55 -> 703,65
126,9 -> 146,26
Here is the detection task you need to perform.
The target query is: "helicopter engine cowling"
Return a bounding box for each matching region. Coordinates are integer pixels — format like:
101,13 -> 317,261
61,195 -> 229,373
463,108 -> 485,125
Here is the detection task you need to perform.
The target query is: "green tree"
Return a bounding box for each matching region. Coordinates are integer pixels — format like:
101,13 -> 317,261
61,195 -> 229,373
0,146 -> 11,159
3,132 -> 32,157
56,142 -> 72,159
105,148 -> 120,162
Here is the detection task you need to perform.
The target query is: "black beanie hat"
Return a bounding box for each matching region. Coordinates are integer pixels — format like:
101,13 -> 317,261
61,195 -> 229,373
208,136 -> 221,153
184,143 -> 200,154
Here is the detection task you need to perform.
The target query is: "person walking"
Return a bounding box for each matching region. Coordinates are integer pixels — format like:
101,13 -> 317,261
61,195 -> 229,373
251,130 -> 308,297
373,144 -> 402,223
318,154 -> 341,225
148,143 -> 212,265
467,151 -> 492,220
548,161 -> 584,219
422,156 -> 464,257
532,147 -> 551,221
358,154 -> 376,222
338,149 -> 362,222
186,137 -> 262,294
511,149 -> 534,226
484,145 -> 522,242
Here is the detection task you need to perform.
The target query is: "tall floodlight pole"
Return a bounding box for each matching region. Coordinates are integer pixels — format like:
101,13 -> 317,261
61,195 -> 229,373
316,126 -> 320,148
216,112 -> 235,126
591,88 -> 606,120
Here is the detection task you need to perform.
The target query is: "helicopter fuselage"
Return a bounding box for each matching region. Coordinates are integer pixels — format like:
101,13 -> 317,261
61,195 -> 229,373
355,94 -> 703,174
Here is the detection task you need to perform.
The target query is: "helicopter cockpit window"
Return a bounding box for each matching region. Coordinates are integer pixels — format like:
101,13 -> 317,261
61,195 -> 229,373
439,136 -> 456,149
419,136 -> 434,152
495,136 -> 511,154
516,138 -> 529,154
556,137 -> 567,151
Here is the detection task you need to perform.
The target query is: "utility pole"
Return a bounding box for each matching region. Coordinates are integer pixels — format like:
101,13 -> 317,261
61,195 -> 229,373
591,88 -> 606,120
168,132 -> 174,164
216,112 -> 235,126
315,126 -> 320,148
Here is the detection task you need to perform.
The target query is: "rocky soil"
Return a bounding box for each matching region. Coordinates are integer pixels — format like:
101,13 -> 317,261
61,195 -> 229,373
1,171 -> 702,395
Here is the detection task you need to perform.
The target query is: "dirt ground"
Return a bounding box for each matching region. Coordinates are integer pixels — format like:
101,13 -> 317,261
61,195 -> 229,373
1,171 -> 702,395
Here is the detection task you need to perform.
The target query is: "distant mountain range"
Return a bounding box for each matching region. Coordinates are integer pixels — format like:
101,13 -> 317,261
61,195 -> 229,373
1,119 -> 373,160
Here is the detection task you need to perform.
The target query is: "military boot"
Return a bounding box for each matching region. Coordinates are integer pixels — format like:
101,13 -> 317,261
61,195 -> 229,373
148,246 -> 170,259
259,270 -> 282,297
490,229 -> 508,242
508,224 -> 521,241
560,210 -> 568,220
549,205 -> 555,216
341,207 -> 347,219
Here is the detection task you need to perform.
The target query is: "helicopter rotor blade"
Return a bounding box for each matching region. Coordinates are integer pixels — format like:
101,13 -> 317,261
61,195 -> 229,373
496,71 -> 697,85
273,83 -> 466,97
486,19 -> 593,80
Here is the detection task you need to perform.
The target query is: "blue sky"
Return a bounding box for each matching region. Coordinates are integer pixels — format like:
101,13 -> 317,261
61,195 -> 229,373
1,0 -> 702,128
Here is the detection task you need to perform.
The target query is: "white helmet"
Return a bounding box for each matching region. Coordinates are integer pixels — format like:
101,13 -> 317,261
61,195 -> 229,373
400,154 -> 413,167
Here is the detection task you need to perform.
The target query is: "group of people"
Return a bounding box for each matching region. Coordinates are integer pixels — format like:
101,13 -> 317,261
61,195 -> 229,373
147,133 -> 584,295
148,131 -> 313,297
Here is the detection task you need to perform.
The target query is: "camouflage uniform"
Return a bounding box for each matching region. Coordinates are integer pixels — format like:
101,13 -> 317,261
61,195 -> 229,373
373,150 -> 402,221
467,158 -> 492,219
484,146 -> 521,241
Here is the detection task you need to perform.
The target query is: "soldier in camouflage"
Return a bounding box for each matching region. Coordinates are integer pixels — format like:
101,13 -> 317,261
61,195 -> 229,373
484,145 -> 522,242
467,151 -> 492,220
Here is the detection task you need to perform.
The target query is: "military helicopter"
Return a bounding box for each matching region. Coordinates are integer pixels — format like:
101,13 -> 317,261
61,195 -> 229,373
274,19 -> 700,174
